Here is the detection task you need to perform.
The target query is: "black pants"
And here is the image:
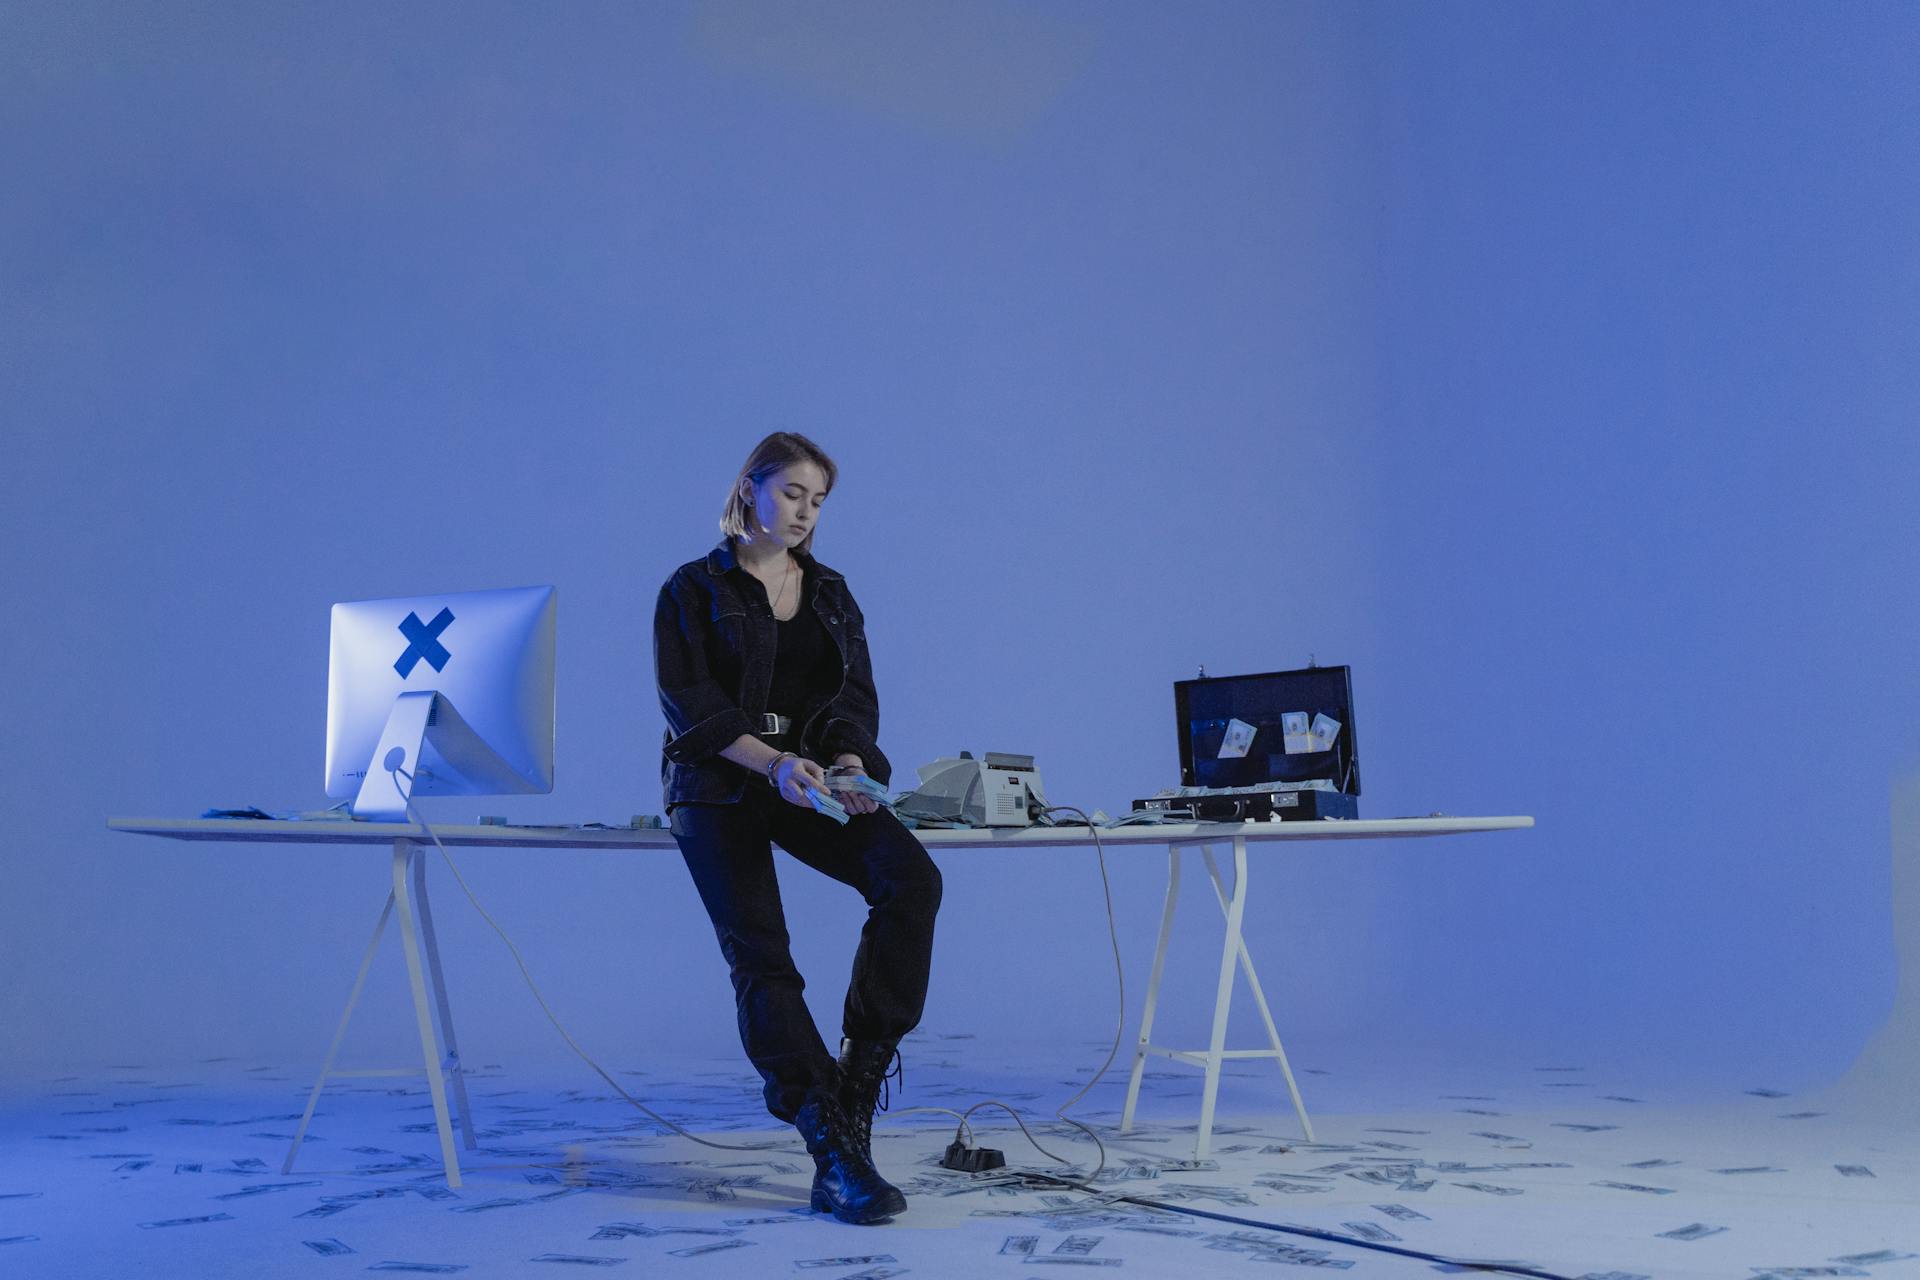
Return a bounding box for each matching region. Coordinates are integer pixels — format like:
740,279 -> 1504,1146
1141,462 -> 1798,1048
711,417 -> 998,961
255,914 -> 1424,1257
670,780 -> 943,1123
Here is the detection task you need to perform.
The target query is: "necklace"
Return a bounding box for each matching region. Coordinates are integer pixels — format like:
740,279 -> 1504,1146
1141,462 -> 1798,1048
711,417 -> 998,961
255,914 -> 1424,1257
771,554 -> 797,618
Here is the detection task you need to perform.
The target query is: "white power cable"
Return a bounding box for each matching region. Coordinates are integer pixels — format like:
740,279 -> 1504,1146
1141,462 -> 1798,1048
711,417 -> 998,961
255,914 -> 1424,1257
935,805 -> 1124,1184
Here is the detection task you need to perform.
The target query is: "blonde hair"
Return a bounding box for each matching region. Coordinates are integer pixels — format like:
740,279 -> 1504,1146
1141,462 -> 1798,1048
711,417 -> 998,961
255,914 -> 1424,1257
720,432 -> 839,555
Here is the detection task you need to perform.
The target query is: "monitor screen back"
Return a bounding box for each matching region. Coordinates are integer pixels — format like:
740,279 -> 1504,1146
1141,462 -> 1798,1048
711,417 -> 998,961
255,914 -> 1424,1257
325,585 -> 556,799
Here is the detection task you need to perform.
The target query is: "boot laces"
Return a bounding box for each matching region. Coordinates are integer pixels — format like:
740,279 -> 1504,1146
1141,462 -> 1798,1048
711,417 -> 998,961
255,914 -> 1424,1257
873,1047 -> 902,1114
843,1047 -> 903,1154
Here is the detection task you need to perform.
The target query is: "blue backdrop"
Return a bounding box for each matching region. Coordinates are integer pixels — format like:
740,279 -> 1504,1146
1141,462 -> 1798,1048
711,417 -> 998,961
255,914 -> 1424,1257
3,1 -> 1915,1106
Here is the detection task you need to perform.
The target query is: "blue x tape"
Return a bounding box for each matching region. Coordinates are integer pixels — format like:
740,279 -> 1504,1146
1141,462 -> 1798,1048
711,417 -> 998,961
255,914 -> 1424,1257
394,607 -> 455,678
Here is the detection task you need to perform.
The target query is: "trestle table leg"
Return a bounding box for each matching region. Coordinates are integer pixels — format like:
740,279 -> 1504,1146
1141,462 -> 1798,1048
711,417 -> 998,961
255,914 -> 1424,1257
391,839 -> 463,1187
1199,840 -> 1314,1142
1194,840 -> 1249,1159
283,888 -> 396,1175
411,850 -> 477,1151
1121,844 -> 1183,1132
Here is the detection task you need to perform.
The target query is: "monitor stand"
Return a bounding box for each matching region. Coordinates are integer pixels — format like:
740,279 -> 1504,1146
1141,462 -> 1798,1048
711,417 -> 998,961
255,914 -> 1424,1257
352,691 -> 527,821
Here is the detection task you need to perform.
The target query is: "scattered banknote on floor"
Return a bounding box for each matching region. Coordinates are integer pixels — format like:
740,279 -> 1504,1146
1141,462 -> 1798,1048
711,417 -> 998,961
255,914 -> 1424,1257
1656,1223 -> 1727,1242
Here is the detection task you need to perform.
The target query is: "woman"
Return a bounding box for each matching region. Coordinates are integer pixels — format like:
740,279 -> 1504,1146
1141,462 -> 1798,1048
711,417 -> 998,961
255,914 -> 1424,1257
653,431 -> 943,1226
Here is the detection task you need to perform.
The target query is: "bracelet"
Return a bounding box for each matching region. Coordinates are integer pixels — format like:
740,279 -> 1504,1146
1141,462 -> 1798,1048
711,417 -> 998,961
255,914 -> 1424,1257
765,751 -> 795,782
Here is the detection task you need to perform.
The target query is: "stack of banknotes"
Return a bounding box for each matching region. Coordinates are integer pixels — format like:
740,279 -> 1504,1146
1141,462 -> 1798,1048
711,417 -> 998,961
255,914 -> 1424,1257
805,767 -> 896,825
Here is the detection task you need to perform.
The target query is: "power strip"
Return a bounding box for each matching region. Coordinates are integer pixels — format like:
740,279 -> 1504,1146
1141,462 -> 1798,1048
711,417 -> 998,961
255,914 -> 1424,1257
940,1139 -> 1005,1173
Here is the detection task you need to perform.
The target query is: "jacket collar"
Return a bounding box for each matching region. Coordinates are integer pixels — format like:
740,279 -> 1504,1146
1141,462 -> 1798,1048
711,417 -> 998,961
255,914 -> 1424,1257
707,536 -> 843,582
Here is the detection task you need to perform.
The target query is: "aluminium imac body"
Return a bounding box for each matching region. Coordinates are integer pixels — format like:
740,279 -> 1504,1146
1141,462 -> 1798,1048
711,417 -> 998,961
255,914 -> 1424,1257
326,585 -> 556,821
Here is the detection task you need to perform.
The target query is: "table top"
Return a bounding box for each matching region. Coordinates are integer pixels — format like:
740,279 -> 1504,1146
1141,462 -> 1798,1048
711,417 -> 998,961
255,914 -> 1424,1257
108,814 -> 1534,851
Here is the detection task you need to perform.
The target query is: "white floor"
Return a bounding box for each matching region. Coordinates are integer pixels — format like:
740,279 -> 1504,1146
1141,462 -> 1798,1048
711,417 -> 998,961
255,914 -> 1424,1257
1,1037 -> 1913,1280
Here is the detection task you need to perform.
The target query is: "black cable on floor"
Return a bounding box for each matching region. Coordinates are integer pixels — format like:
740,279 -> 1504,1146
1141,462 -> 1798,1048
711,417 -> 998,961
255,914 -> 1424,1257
1013,1170 -> 1583,1280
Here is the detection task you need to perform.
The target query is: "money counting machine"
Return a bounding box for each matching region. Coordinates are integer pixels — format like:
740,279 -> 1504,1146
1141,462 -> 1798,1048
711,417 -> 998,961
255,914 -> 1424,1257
894,751 -> 1046,827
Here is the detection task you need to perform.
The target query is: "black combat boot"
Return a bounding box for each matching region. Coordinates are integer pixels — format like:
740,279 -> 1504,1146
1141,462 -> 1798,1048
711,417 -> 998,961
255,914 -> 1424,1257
836,1037 -> 904,1169
793,1095 -> 906,1224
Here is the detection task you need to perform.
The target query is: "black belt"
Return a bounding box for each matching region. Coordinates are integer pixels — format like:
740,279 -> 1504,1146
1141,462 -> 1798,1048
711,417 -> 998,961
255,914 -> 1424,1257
760,712 -> 795,737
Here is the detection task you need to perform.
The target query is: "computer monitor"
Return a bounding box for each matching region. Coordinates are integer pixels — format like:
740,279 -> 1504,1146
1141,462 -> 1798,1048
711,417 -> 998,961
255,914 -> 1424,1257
326,585 -> 556,821
1174,664 -> 1360,795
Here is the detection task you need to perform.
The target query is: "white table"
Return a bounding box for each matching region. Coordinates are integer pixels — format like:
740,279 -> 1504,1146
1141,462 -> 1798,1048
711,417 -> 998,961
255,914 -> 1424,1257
110,812 -> 1533,1180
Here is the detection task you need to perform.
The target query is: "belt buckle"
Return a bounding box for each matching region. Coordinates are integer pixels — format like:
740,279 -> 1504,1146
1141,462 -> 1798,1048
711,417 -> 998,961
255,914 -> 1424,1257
760,712 -> 791,736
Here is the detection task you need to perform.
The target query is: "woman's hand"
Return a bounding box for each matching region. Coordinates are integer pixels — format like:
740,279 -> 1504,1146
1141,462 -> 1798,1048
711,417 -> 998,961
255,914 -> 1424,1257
774,754 -> 832,810
827,754 -> 880,816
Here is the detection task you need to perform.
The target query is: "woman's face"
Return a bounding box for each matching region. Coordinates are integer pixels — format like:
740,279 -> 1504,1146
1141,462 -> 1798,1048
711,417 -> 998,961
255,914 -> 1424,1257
743,461 -> 828,547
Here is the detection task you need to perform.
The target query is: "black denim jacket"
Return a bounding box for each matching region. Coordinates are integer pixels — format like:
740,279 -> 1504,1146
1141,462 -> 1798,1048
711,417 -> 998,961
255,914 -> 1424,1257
654,537 -> 892,809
